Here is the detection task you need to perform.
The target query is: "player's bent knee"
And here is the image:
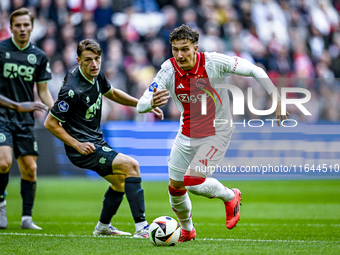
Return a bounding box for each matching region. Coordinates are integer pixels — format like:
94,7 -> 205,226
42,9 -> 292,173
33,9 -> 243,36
125,158 -> 140,177
112,154 -> 140,177
169,179 -> 186,190
0,161 -> 11,173
26,163 -> 37,173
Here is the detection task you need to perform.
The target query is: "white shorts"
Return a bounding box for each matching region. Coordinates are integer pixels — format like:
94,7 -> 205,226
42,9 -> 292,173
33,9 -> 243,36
168,130 -> 233,181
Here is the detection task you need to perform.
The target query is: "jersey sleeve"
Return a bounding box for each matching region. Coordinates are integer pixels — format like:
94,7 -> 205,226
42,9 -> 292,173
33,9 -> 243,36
137,60 -> 171,113
50,76 -> 75,123
99,72 -> 112,95
36,54 -> 52,83
212,53 -> 277,95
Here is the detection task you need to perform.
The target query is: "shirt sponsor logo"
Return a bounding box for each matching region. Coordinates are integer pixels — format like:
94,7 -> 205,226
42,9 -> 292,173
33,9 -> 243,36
149,82 -> 158,92
177,94 -> 190,103
3,63 -> 35,81
177,94 -> 205,103
58,101 -> 69,112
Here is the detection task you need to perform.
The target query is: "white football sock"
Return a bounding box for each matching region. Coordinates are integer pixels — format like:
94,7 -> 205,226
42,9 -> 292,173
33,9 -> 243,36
96,221 -> 109,230
186,177 -> 235,202
135,220 -> 148,232
21,216 -> 32,222
169,192 -> 193,231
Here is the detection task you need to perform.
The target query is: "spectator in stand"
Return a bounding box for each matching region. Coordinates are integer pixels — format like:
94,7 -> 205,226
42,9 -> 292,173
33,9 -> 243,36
251,0 -> 289,47
93,0 -> 114,29
0,11 -> 11,41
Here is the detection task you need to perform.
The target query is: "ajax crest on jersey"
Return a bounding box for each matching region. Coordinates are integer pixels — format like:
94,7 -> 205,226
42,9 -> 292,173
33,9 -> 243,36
149,216 -> 181,246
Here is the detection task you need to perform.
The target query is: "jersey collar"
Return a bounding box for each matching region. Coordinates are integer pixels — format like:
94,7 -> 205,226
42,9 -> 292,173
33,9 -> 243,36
11,37 -> 30,51
78,67 -> 95,85
171,52 -> 201,77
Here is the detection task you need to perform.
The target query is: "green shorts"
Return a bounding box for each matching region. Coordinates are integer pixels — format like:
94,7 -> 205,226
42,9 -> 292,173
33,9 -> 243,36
66,142 -> 118,177
0,122 -> 38,158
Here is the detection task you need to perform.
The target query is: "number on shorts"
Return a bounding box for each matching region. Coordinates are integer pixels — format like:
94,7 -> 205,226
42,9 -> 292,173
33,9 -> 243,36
206,146 -> 218,159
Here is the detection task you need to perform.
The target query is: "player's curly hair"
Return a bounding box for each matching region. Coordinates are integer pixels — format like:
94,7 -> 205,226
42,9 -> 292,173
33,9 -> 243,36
77,39 -> 102,57
169,24 -> 199,45
10,8 -> 35,26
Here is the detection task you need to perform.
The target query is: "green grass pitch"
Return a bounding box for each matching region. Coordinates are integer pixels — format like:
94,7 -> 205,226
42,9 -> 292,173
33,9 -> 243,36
1,177 -> 339,254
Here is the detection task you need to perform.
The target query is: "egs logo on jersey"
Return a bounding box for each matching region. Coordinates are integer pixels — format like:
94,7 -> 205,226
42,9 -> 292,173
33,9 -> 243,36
177,93 -> 205,103
3,63 -> 35,81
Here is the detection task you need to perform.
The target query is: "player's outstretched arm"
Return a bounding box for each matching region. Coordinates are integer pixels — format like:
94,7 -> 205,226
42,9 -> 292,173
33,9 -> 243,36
104,87 -> 138,107
105,87 -> 165,120
44,113 -> 95,155
137,87 -> 170,114
0,94 -> 48,112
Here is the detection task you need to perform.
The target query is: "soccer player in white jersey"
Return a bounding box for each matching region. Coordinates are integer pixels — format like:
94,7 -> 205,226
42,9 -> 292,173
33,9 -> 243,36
137,25 -> 288,242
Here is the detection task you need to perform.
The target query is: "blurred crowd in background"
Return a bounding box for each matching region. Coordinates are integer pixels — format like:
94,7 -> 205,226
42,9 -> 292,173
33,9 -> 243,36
1,0 -> 340,124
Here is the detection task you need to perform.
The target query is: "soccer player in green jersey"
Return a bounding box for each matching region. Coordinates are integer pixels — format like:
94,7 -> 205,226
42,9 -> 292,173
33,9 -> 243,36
45,39 -> 163,237
0,8 -> 54,230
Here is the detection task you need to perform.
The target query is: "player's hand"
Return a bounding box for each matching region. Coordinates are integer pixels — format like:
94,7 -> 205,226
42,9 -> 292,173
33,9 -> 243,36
275,97 -> 290,127
151,88 -> 170,108
76,142 -> 96,155
151,107 -> 164,120
16,102 -> 48,112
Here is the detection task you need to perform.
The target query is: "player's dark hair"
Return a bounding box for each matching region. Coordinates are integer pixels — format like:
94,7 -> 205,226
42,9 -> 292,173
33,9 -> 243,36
10,8 -> 35,26
169,24 -> 199,45
77,39 -> 102,57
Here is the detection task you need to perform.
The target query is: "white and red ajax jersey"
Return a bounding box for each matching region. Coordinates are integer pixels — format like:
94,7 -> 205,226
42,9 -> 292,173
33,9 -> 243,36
137,52 -> 277,138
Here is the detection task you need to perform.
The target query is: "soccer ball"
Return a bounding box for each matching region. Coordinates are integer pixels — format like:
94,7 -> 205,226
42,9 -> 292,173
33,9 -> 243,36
148,216 -> 181,246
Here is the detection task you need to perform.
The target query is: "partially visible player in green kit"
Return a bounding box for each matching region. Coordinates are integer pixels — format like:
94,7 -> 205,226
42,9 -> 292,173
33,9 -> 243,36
0,8 -> 54,230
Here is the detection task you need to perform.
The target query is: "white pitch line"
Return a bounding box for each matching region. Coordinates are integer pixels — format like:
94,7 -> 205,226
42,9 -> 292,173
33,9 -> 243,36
0,232 -> 92,238
0,232 -> 133,238
8,221 -> 133,226
8,221 -> 340,227
0,232 -> 338,244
